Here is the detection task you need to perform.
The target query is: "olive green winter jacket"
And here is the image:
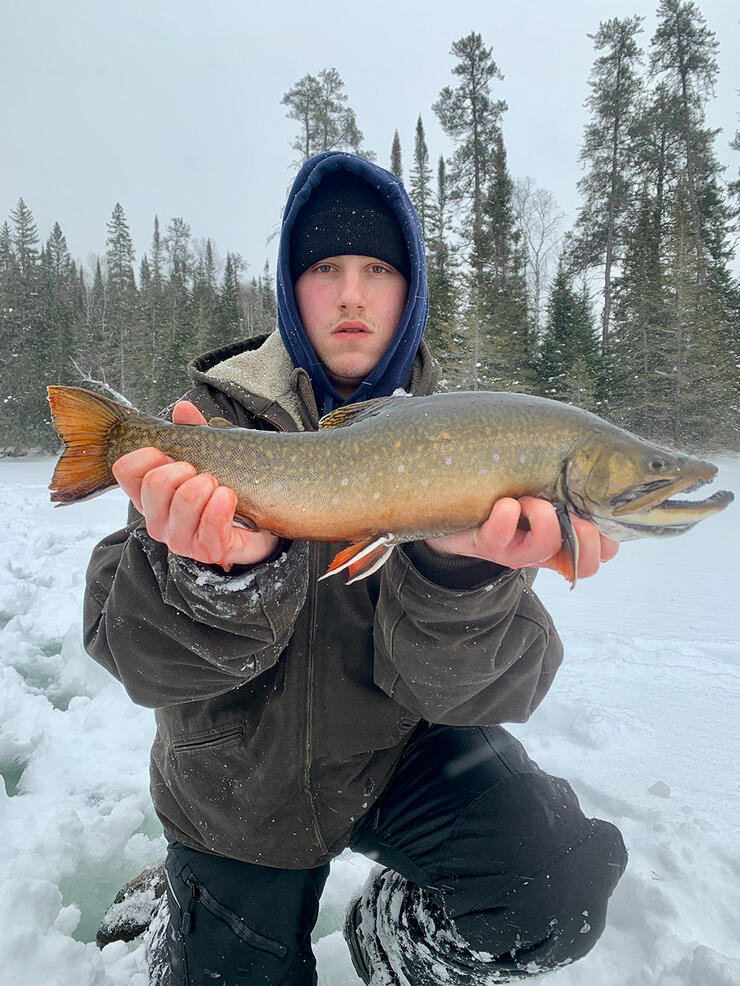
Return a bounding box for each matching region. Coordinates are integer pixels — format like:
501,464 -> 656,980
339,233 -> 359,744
84,331 -> 563,868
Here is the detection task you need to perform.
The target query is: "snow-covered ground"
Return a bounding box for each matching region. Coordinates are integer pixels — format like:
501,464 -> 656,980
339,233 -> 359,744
1,455 -> 738,986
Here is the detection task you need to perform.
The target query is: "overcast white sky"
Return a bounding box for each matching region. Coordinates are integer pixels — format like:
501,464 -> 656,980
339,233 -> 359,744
1,0 -> 738,280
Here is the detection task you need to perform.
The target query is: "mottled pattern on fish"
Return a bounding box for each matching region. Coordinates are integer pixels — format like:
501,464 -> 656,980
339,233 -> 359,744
48,387 -> 733,556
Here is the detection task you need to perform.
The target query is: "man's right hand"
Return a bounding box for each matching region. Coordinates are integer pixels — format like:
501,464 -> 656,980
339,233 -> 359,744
112,400 -> 280,570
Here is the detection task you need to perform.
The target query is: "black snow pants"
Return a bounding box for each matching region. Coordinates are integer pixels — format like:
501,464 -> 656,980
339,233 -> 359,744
162,723 -> 628,985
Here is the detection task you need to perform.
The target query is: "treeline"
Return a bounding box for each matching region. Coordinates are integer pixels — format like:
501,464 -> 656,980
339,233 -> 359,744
2,0 -> 738,453
0,207 -> 276,451
385,5 -> 738,450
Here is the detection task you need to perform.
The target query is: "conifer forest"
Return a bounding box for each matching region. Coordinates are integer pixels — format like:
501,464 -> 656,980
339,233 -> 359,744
2,2 -> 738,452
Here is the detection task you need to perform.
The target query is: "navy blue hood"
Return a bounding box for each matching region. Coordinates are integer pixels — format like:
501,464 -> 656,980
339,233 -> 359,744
277,152 -> 429,414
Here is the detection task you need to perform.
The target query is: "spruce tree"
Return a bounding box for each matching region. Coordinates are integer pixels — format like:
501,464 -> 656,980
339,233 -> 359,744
157,217 -> 194,403
219,252 -> 243,342
192,238 -> 221,354
105,202 -> 137,394
390,130 -> 403,178
41,222 -> 77,386
650,0 -> 731,289
409,116 -> 432,240
433,31 -> 508,389
571,16 -> 644,351
426,156 -> 459,372
537,260 -> 600,408
2,200 -> 42,448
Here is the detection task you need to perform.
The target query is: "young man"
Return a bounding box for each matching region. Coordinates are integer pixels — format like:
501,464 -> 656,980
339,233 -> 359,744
86,152 -> 627,985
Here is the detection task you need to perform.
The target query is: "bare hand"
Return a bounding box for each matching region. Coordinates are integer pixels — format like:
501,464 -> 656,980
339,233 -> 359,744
425,496 -> 618,581
112,401 -> 280,570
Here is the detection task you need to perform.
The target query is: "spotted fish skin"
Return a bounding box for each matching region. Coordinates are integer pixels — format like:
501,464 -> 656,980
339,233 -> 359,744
47,387 -> 733,570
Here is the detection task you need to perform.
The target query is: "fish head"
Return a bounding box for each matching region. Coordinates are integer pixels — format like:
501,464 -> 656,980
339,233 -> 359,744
565,432 -> 734,541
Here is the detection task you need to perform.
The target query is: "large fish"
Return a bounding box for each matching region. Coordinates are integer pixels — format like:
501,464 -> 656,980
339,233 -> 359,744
47,386 -> 733,585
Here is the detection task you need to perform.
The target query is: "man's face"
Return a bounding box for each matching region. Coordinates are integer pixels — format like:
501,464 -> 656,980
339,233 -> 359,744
294,255 -> 408,400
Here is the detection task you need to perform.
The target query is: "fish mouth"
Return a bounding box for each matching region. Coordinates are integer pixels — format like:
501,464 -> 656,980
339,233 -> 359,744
607,477 -> 733,534
610,474 -> 716,515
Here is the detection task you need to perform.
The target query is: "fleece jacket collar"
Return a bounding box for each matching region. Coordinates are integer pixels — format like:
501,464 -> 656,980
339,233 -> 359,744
188,332 -> 440,432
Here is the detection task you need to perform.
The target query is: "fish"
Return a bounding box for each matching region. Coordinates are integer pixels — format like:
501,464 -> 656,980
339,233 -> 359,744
47,385 -> 733,586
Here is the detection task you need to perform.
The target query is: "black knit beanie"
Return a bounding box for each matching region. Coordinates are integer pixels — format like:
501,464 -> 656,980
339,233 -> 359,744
289,170 -> 410,283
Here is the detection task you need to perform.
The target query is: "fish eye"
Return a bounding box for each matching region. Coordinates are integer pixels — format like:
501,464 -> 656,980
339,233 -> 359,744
648,457 -> 667,473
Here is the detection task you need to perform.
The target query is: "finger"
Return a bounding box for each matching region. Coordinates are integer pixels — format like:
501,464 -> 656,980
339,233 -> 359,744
165,473 -> 219,555
570,516 -> 602,578
472,497 -> 523,555
190,485 -> 240,564
195,487 -> 281,568
514,497 -> 563,564
172,400 -> 208,426
112,448 -> 175,512
600,536 -> 620,563
139,462 -> 200,541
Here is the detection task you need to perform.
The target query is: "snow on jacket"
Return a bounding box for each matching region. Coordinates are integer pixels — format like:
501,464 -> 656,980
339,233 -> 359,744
83,331 -> 564,868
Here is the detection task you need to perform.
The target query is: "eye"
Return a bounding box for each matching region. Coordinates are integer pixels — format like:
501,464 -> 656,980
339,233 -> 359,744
648,457 -> 667,473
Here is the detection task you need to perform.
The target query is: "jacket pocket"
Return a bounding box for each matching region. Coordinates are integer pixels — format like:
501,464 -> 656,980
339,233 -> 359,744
172,725 -> 244,755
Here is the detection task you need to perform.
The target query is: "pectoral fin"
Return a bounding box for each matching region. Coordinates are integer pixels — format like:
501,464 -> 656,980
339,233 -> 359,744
552,503 -> 580,589
319,534 -> 396,585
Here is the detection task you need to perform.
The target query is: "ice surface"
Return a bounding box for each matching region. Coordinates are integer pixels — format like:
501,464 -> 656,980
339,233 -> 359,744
0,455 -> 738,985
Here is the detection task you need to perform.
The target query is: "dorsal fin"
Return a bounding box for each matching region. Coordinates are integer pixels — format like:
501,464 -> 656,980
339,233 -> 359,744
208,416 -> 236,429
318,396 -> 403,430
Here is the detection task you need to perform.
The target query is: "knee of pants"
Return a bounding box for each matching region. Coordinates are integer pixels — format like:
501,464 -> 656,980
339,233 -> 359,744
443,777 -> 628,964
164,841 -> 328,986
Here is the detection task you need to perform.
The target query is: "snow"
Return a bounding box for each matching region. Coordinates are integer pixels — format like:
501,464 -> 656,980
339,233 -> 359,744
0,454 -> 738,986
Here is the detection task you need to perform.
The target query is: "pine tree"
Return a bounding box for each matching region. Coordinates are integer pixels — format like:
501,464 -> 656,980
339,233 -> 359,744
434,32 -> 506,246
571,16 -> 644,351
282,68 -> 372,163
390,130 -> 403,178
409,116 -> 432,240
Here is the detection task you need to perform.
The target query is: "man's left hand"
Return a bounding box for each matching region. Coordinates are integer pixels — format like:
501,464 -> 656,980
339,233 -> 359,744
425,496 -> 619,580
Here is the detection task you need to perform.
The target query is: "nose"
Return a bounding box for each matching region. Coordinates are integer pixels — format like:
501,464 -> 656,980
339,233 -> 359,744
337,270 -> 366,310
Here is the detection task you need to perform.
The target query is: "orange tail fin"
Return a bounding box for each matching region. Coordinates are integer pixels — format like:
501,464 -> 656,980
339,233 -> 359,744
47,386 -> 132,504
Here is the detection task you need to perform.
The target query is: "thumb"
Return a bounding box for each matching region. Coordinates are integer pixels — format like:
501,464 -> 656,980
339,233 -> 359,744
172,400 -> 208,426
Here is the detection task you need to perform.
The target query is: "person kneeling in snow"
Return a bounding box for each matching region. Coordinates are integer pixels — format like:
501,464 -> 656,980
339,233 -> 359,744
86,152 -> 627,985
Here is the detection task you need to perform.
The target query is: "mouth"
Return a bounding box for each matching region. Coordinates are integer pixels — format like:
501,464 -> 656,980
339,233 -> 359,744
333,321 -> 370,336
607,476 -> 733,532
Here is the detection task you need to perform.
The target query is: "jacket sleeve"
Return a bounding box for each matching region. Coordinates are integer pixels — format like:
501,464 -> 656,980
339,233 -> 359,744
82,385 -> 309,709
372,543 -> 563,725
84,521 -> 309,708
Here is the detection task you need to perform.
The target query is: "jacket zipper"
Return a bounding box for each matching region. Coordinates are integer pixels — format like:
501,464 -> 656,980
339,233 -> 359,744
304,543 -> 328,855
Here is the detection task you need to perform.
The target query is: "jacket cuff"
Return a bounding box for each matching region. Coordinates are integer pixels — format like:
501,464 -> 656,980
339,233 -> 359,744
133,528 -> 308,632
403,541 -> 508,590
